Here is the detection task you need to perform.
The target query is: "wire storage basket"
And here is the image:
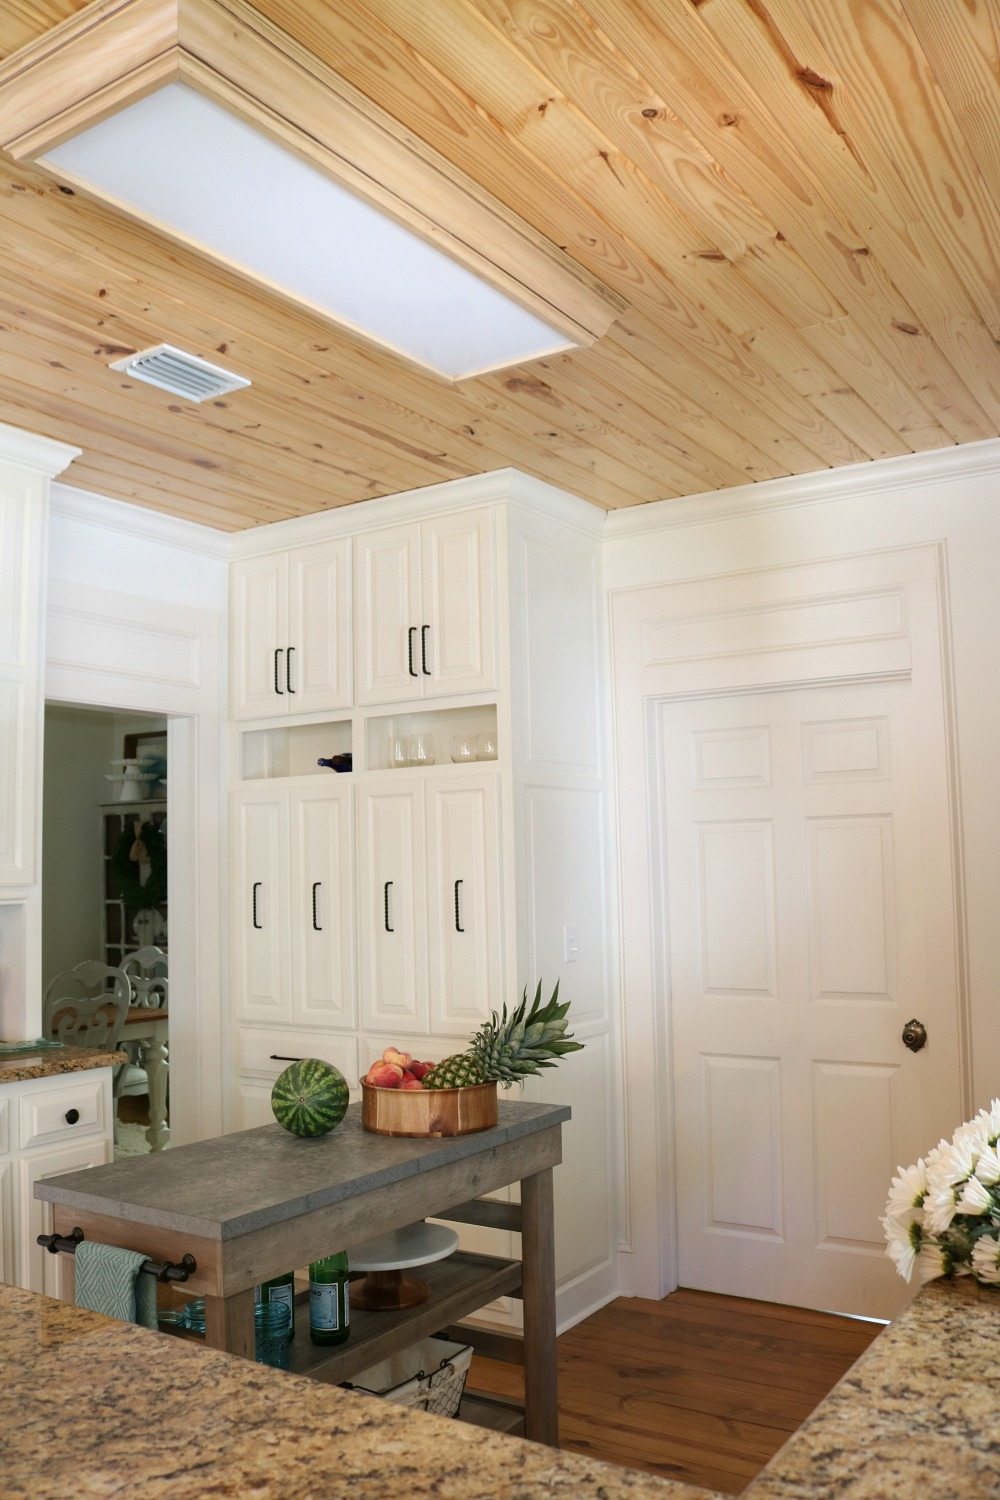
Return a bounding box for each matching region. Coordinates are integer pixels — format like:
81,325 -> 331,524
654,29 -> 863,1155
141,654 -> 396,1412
341,1336 -> 473,1418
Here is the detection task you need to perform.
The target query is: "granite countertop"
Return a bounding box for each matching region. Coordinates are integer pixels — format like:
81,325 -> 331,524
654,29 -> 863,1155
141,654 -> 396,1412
34,1101 -> 571,1238
0,1044 -> 127,1084
0,1284 -> 711,1500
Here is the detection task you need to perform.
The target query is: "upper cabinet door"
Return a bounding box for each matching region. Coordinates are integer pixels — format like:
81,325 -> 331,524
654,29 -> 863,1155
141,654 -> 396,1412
231,788 -> 288,1022
358,784 -> 427,1033
354,526 -> 422,705
421,509 -> 497,698
288,783 -> 355,1030
287,539 -> 352,714
425,772 -> 504,1035
231,554 -> 288,720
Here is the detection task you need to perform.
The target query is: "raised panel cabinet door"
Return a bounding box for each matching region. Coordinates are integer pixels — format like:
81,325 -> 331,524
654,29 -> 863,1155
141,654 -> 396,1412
231,789 -> 289,1022
288,784 -> 356,1029
354,525 -> 422,705
19,1137 -> 111,1294
287,539 -> 352,713
358,784 -> 428,1033
0,678 -> 33,885
425,773 -> 504,1034
421,508 -> 497,698
0,1159 -> 14,1285
230,553 -> 288,720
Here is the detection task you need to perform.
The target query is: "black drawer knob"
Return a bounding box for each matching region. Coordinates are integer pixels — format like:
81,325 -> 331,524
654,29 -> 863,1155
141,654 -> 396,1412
64,1108 -> 80,1125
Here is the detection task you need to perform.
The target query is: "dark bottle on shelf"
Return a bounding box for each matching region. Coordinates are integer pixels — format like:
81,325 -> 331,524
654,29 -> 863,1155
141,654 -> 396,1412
317,754 -> 352,772
309,1252 -> 350,1345
255,1271 -> 295,1340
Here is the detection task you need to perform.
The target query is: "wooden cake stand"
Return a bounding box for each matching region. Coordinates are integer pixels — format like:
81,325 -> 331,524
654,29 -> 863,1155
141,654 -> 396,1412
349,1220 -> 460,1310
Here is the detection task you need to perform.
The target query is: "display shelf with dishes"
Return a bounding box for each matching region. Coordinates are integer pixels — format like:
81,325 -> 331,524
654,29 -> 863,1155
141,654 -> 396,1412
363,702 -> 498,772
240,718 -> 353,780
101,803 -> 168,971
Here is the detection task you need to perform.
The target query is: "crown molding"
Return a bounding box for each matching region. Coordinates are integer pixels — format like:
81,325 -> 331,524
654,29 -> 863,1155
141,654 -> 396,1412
604,439 -> 1000,538
0,421 -> 80,477
51,482 -> 230,558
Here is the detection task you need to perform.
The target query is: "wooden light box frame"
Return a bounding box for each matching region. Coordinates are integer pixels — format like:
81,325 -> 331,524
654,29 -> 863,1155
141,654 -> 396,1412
0,0 -> 626,369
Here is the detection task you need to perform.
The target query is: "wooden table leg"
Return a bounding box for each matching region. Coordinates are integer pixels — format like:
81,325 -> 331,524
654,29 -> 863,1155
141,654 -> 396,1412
521,1166 -> 559,1447
204,1287 -> 255,1359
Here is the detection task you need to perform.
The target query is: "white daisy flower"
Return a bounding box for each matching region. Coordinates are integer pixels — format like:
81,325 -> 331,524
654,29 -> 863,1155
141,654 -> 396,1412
975,1145 -> 1000,1187
971,1234 -> 1000,1285
931,1135 -> 981,1185
884,1160 -> 928,1220
955,1175 -> 993,1216
883,1214 -> 922,1282
923,1180 -> 959,1235
918,1242 -> 950,1283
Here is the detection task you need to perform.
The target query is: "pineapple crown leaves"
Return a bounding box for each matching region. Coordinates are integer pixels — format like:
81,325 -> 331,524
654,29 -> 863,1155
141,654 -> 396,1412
470,979 -> 584,1085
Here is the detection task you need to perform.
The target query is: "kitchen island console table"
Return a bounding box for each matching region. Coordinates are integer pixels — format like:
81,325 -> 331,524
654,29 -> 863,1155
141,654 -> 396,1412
35,1099 -> 567,1444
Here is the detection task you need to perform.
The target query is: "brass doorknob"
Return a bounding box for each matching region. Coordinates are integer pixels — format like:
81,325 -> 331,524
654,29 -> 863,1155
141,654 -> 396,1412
902,1019 -> 927,1053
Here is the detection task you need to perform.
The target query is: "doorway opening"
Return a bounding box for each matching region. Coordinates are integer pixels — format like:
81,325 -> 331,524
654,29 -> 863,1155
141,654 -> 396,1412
42,702 -> 170,1159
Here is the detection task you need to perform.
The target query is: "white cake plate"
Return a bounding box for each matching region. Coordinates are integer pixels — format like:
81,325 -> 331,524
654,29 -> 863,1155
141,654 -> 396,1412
349,1220 -> 459,1310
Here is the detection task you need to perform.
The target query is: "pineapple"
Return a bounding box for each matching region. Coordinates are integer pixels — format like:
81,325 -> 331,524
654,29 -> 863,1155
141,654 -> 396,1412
424,981 -> 582,1090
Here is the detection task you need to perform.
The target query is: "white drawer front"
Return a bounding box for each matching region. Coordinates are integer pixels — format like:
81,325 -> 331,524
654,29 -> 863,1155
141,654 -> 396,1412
0,1096 -> 9,1155
235,1028 -> 359,1091
18,1076 -> 108,1151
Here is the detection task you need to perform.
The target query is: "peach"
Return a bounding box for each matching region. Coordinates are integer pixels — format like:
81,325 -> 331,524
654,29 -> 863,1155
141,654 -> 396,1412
367,1062 -> 404,1088
409,1060 -> 434,1081
382,1047 -> 412,1069
399,1077 -> 423,1090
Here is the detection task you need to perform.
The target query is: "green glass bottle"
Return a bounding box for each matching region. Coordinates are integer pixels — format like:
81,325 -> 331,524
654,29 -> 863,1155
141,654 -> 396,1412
309,1252 -> 350,1346
255,1271 -> 295,1341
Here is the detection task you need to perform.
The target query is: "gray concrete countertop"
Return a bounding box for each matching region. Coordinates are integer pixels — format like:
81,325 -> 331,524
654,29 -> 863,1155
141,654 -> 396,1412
35,1101 -> 571,1238
0,1045 -> 126,1084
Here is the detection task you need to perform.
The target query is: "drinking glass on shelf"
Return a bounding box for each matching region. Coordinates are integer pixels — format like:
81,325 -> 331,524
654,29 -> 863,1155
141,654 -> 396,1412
409,732 -> 437,767
387,735 -> 408,770
450,735 -> 476,763
475,730 -> 498,761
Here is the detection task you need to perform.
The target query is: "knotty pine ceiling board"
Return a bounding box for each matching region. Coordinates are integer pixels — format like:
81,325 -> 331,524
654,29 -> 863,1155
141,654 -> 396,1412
0,0 -> 998,529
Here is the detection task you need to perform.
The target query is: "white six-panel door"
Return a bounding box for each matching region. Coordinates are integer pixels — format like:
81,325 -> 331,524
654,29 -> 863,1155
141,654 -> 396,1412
660,681 -> 962,1318
425,773 -> 503,1033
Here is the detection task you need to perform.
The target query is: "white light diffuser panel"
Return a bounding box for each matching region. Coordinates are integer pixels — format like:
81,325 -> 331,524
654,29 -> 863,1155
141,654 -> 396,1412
44,83 -> 576,380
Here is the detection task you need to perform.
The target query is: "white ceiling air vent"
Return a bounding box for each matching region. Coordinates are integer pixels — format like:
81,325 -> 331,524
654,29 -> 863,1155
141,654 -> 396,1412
109,342 -> 251,402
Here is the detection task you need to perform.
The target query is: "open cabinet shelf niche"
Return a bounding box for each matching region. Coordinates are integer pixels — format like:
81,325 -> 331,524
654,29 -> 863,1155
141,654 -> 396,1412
241,720 -> 352,780
364,703 -> 497,772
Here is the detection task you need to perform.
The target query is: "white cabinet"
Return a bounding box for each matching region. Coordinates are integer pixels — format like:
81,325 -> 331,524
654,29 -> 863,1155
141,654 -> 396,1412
231,539 -> 351,719
358,772 -> 503,1037
231,782 -> 355,1029
355,510 -> 496,704
0,1068 -> 114,1293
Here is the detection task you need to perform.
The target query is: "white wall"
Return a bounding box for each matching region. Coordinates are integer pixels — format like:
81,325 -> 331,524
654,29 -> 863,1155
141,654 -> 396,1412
603,439 -> 1000,1295
46,485 -> 229,1143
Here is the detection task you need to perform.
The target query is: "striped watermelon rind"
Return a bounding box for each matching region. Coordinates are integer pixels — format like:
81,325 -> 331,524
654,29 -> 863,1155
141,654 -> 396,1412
271,1058 -> 349,1138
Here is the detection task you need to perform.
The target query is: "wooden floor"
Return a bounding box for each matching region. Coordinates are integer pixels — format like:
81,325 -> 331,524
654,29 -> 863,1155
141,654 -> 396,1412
469,1289 -> 881,1495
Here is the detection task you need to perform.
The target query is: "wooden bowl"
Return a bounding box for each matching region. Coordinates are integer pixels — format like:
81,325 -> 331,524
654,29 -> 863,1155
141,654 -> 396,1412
361,1080 -> 498,1137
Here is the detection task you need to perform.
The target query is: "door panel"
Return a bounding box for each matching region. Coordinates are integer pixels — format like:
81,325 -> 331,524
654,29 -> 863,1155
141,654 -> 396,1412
358,785 -> 427,1032
421,509 -> 496,698
355,526 -> 421,705
231,554 -> 287,720
661,682 -> 962,1317
231,789 -> 288,1022
425,773 -> 503,1033
288,785 -> 355,1029
288,539 -> 352,713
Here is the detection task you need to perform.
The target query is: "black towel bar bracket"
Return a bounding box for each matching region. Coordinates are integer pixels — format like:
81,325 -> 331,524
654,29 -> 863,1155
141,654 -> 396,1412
37,1228 -> 197,1283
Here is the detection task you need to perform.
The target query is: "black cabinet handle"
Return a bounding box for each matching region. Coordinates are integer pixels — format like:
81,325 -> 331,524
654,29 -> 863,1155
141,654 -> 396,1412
312,881 -> 322,932
269,1054 -> 303,1063
252,881 -> 262,929
286,646 -> 296,694
407,626 -> 418,677
64,1108 -> 80,1125
273,648 -> 284,695
421,624 -> 431,676
454,879 -> 465,933
384,880 -> 394,932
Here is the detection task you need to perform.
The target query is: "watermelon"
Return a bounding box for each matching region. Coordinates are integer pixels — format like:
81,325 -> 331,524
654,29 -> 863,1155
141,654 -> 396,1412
271,1058 -> 349,1138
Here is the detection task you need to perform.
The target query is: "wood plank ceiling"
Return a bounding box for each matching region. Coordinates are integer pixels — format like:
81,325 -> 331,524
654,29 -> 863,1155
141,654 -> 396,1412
0,0 -> 998,530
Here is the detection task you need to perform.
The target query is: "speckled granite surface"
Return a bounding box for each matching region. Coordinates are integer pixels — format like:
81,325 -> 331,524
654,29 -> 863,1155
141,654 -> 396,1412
744,1278 -> 1000,1499
0,1045 -> 126,1083
0,1285 -> 712,1500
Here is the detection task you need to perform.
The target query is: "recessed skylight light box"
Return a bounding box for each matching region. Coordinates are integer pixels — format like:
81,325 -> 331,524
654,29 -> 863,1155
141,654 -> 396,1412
0,0 -> 626,381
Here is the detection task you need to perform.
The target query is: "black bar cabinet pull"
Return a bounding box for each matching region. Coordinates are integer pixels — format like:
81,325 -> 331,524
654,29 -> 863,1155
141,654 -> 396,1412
312,881 -> 322,932
286,646 -> 296,694
421,624 -> 431,676
37,1229 -> 197,1283
273,647 -> 284,695
252,881 -> 262,929
384,880 -> 394,932
269,1054 -> 303,1062
454,879 -> 465,933
407,626 -> 418,677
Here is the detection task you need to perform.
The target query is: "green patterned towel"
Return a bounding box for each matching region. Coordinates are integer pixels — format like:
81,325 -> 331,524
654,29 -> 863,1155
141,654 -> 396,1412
74,1241 -> 158,1329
